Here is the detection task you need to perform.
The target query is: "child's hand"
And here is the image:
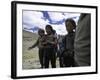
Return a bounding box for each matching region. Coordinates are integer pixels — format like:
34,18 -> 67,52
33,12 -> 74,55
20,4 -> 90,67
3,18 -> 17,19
46,40 -> 51,43
42,42 -> 47,45
47,40 -> 54,44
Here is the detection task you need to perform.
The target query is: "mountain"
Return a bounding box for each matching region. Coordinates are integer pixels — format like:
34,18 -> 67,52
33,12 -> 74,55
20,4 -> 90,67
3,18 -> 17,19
23,30 -> 39,42
23,27 -> 40,33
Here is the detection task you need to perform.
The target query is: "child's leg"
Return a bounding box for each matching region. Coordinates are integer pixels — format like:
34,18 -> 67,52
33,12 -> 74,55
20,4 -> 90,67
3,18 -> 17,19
44,49 -> 49,68
39,49 -> 44,68
50,49 -> 56,68
63,52 -> 71,67
59,55 -> 64,67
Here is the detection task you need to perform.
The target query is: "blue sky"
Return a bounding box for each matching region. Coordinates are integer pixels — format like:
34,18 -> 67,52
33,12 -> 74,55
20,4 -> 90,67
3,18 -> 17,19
23,10 -> 80,35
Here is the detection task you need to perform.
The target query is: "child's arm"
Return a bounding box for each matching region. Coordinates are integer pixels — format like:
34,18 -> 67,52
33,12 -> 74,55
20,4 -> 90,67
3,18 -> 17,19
47,40 -> 57,45
28,39 -> 39,50
61,36 -> 67,53
47,37 -> 57,45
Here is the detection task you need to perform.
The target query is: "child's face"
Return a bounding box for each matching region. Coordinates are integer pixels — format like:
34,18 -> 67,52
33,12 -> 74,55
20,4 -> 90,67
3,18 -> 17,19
65,21 -> 74,32
39,32 -> 44,36
46,27 -> 52,35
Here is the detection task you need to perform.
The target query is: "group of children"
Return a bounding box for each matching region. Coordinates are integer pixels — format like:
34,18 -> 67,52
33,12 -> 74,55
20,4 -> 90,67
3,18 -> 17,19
28,18 -> 76,68
28,25 -> 57,68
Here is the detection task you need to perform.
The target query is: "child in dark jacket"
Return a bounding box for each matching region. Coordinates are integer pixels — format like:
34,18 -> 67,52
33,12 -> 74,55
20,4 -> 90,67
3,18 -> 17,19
28,29 -> 46,68
62,18 -> 76,67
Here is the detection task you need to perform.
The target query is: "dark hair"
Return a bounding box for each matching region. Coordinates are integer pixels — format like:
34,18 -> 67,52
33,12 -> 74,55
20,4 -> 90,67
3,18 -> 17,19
65,18 -> 76,29
38,29 -> 44,34
45,25 -> 53,31
52,30 -> 56,34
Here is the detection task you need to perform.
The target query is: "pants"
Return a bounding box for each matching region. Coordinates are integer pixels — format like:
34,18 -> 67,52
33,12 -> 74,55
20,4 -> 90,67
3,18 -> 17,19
59,56 -> 64,67
39,48 -> 45,68
62,51 -> 75,67
44,48 -> 56,68
57,51 -> 64,67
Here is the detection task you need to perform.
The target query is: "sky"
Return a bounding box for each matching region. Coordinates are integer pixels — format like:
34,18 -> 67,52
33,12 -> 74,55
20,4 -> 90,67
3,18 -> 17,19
23,10 -> 80,35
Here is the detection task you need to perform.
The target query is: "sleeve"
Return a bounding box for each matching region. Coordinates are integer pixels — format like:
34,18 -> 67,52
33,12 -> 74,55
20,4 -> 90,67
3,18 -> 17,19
31,38 -> 39,48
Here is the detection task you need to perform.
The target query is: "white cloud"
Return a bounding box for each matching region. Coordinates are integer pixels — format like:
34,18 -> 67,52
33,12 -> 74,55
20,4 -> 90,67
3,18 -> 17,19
23,11 -> 49,29
23,10 -> 80,35
63,13 -> 80,18
51,24 -> 67,35
48,12 -> 65,21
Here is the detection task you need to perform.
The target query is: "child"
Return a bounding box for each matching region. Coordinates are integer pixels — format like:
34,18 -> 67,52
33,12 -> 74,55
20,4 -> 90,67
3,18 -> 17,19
28,29 -> 46,68
44,25 -> 57,68
62,18 -> 76,67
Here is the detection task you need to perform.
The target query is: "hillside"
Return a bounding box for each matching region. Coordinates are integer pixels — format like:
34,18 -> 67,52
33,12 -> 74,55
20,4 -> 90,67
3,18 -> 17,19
23,30 -> 38,41
22,30 -> 60,69
22,30 -> 40,69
